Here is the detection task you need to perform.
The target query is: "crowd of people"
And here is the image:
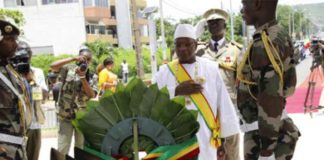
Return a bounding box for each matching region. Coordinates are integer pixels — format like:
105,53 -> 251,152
1,0 -> 324,160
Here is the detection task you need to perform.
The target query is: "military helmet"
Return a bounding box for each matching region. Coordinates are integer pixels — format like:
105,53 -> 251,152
0,15 -> 20,41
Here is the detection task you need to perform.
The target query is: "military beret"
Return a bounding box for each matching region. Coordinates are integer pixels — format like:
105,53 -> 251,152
0,15 -> 20,40
203,8 -> 229,22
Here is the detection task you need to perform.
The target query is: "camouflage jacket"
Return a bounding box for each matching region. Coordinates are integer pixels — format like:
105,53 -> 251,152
0,62 -> 31,159
57,64 -> 97,121
237,20 -> 298,151
196,39 -> 242,103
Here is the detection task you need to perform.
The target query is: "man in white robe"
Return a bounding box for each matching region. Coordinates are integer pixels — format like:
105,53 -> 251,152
153,24 -> 240,160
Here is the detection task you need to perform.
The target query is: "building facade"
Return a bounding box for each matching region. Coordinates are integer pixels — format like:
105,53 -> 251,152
0,0 -> 149,55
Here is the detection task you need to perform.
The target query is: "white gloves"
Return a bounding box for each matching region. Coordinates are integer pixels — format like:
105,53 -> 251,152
194,19 -> 207,39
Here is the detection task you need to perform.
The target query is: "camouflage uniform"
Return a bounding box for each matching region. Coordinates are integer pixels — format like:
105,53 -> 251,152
0,62 -> 31,160
237,20 -> 300,160
57,64 -> 96,155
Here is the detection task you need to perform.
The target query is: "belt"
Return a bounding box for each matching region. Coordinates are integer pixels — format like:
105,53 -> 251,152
240,111 -> 289,132
0,133 -> 28,146
240,121 -> 258,132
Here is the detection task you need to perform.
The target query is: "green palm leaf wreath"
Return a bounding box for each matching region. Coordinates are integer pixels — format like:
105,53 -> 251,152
73,78 -> 199,159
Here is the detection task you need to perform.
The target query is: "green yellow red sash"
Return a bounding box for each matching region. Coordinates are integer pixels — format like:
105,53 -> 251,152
167,60 -> 221,148
143,136 -> 199,160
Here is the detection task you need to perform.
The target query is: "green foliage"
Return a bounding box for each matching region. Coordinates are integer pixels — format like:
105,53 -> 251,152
0,9 -> 25,27
85,41 -> 170,77
277,5 -> 316,40
30,45 -> 170,79
83,41 -> 114,72
155,18 -> 175,48
31,54 -> 72,76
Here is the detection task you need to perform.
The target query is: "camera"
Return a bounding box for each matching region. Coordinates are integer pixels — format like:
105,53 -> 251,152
9,49 -> 30,75
79,63 -> 88,72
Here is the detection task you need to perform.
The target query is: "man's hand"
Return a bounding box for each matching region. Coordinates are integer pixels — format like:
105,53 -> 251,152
74,55 -> 88,63
318,42 -> 324,49
175,80 -> 203,96
75,67 -> 86,78
217,145 -> 226,160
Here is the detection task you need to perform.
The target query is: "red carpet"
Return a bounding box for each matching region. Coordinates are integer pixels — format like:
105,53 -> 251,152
286,67 -> 324,114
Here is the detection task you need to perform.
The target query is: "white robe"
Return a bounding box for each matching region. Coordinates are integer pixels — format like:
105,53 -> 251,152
153,57 -> 240,160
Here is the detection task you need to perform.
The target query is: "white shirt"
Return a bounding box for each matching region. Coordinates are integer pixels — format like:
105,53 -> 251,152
121,62 -> 129,73
30,66 -> 48,129
153,57 -> 240,160
31,66 -> 48,91
211,37 -> 225,51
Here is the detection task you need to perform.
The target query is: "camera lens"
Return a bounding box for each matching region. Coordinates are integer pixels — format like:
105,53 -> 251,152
79,63 -> 87,72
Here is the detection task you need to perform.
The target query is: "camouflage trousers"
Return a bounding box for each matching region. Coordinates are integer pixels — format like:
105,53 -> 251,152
244,118 -> 300,160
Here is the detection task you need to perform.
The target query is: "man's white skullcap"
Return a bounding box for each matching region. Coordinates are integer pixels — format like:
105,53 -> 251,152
174,24 -> 196,40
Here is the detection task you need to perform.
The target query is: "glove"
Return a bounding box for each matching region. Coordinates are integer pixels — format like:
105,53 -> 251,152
194,19 -> 207,38
258,153 -> 275,160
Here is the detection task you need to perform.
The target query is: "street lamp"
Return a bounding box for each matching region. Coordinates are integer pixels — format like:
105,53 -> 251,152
142,6 -> 159,76
159,0 -> 167,62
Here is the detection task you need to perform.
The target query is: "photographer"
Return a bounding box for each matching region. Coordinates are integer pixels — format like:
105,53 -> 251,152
310,38 -> 324,72
318,41 -> 324,72
51,48 -> 96,155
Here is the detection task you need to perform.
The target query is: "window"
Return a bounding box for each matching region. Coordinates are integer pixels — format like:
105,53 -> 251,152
4,0 -> 37,7
83,0 -> 92,7
42,0 -> 78,5
95,0 -> 108,7
86,24 -> 107,35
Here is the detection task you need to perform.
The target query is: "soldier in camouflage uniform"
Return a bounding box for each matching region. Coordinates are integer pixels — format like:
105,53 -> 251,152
51,48 -> 96,155
0,16 -> 32,160
238,0 -> 300,159
195,8 -> 242,160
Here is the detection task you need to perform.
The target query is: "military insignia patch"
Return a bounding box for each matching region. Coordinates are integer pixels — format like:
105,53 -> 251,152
225,56 -> 231,63
4,25 -> 13,33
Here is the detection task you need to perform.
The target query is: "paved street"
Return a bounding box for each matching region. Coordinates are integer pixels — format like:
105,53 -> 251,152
39,56 -> 324,160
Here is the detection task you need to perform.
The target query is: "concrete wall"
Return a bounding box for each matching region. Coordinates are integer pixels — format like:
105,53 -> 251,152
115,0 -> 133,49
2,1 -> 87,55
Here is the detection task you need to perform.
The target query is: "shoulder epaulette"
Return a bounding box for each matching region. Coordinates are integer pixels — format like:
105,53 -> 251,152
230,40 -> 243,49
197,41 -> 208,46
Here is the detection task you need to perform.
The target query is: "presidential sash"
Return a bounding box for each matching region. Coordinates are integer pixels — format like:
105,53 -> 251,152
167,60 -> 221,148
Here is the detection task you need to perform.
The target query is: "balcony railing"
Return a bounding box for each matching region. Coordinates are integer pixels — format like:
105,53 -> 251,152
110,0 -> 146,8
84,7 -> 111,20
86,34 -> 118,44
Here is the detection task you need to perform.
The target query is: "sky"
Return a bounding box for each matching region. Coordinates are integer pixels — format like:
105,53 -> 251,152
146,0 -> 324,21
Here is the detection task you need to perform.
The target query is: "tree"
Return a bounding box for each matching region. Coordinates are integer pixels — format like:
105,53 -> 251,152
84,41 -> 114,72
277,5 -> 315,40
0,9 -> 25,28
155,18 -> 176,48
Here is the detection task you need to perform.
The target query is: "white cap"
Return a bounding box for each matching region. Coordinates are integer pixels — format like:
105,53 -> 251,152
203,8 -> 229,22
174,24 -> 196,40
